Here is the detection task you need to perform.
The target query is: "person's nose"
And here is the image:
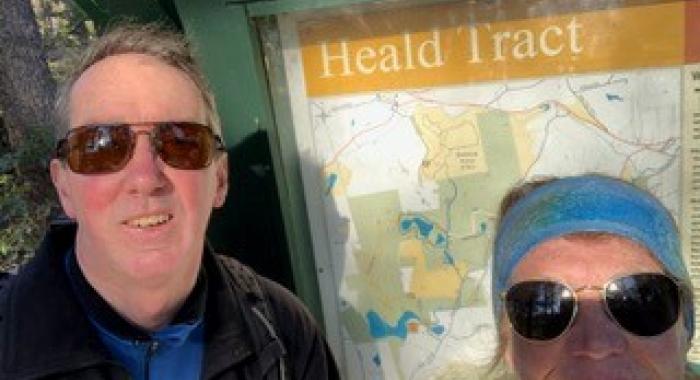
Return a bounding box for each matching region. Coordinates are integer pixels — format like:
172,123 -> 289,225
124,131 -> 168,196
565,295 -> 627,359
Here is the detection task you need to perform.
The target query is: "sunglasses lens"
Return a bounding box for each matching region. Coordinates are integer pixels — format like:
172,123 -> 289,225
606,273 -> 680,336
156,123 -> 215,170
59,122 -> 221,173
65,125 -> 132,174
505,281 -> 575,340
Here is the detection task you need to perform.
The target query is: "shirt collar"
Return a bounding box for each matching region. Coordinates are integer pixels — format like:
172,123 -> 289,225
64,248 -> 208,341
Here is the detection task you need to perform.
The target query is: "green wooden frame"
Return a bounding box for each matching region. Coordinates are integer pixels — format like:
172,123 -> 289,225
246,0 -> 381,16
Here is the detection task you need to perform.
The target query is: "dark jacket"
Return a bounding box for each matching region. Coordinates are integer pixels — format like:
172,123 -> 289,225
0,223 -> 340,380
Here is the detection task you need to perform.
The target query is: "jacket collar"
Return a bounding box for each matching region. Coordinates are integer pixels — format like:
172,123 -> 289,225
0,223 -> 115,379
65,247 -> 208,342
1,223 -> 256,379
200,242 -> 256,378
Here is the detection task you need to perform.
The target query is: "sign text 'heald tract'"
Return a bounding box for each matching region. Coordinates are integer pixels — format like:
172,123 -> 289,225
320,18 -> 583,78
300,3 -> 685,96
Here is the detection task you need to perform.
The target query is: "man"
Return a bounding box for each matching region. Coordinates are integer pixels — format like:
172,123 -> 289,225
0,23 -> 339,380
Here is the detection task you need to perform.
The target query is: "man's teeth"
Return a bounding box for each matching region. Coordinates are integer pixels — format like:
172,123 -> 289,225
126,214 -> 172,228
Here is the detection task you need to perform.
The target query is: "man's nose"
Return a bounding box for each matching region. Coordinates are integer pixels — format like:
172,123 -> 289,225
565,296 -> 627,359
124,132 -> 168,196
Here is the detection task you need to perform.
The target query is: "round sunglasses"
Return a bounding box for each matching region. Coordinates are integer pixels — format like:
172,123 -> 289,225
55,122 -> 226,174
503,273 -> 681,341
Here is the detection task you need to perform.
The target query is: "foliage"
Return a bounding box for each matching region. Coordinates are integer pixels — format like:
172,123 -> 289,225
0,0 -> 94,270
33,0 -> 96,80
0,125 -> 55,271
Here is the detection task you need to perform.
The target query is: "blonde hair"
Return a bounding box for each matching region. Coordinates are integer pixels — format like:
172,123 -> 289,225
54,22 -> 222,139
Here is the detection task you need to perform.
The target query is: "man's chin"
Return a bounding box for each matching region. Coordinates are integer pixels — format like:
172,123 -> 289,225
118,250 -> 184,282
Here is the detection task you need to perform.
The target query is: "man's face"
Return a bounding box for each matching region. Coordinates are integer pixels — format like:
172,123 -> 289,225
505,235 -> 687,380
50,53 -> 228,285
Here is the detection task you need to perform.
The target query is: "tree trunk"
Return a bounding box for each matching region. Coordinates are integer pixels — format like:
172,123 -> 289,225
0,0 -> 56,147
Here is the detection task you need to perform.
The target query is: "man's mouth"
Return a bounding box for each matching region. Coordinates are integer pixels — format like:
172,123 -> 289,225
124,214 -> 173,228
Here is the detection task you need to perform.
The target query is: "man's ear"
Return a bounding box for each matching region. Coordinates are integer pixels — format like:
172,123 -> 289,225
50,159 -> 76,218
212,154 -> 229,208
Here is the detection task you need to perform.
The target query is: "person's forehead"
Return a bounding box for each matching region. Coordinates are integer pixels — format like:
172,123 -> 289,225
69,53 -> 205,127
510,234 -> 665,285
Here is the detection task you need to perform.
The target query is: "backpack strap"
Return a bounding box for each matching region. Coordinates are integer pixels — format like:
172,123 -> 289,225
217,255 -> 288,380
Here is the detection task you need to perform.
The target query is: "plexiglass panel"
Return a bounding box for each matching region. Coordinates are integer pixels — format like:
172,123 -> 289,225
260,1 -> 700,378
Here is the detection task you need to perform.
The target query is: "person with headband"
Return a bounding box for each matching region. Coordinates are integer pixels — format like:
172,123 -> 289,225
491,174 -> 696,379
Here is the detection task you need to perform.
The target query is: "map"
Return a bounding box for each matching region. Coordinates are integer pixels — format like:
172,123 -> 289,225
310,69 -> 681,379
275,1 -> 699,378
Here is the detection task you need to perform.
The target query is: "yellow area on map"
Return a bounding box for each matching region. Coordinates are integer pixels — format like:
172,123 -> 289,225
620,161 -> 639,181
323,162 -> 353,196
508,106 -> 542,175
346,191 -> 410,320
507,99 -> 604,175
412,105 -> 487,181
399,239 -> 467,300
563,100 -> 608,132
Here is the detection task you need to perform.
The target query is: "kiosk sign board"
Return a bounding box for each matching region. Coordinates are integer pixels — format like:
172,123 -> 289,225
274,1 -> 700,377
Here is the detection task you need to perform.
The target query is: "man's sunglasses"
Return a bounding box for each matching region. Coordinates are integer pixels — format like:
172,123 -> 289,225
504,273 -> 680,341
55,122 -> 225,174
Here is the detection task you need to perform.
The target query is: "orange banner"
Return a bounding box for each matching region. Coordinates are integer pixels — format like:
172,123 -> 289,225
299,2 -> 687,97
687,0 -> 700,63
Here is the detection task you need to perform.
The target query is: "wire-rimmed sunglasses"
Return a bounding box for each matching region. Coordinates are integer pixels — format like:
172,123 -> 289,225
55,122 -> 225,174
503,272 -> 681,341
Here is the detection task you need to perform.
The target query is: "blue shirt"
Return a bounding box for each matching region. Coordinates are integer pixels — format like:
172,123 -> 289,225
64,250 -> 207,380
90,315 -> 205,380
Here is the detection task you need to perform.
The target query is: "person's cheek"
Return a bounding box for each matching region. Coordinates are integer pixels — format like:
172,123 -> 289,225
71,176 -> 124,222
511,337 -> 562,379
627,324 -> 687,380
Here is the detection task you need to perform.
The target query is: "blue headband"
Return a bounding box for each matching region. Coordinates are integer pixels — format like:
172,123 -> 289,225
492,175 -> 693,337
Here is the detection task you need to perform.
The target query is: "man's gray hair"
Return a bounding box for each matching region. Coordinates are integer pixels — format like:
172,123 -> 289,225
54,22 -> 222,140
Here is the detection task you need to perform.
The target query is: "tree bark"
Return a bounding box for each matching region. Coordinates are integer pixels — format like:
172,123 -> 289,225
0,0 -> 56,147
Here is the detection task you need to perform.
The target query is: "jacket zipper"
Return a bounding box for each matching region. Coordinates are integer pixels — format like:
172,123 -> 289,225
144,340 -> 159,380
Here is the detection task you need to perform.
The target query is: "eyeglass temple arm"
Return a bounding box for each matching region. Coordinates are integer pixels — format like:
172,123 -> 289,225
214,136 -> 226,152
54,139 -> 67,159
